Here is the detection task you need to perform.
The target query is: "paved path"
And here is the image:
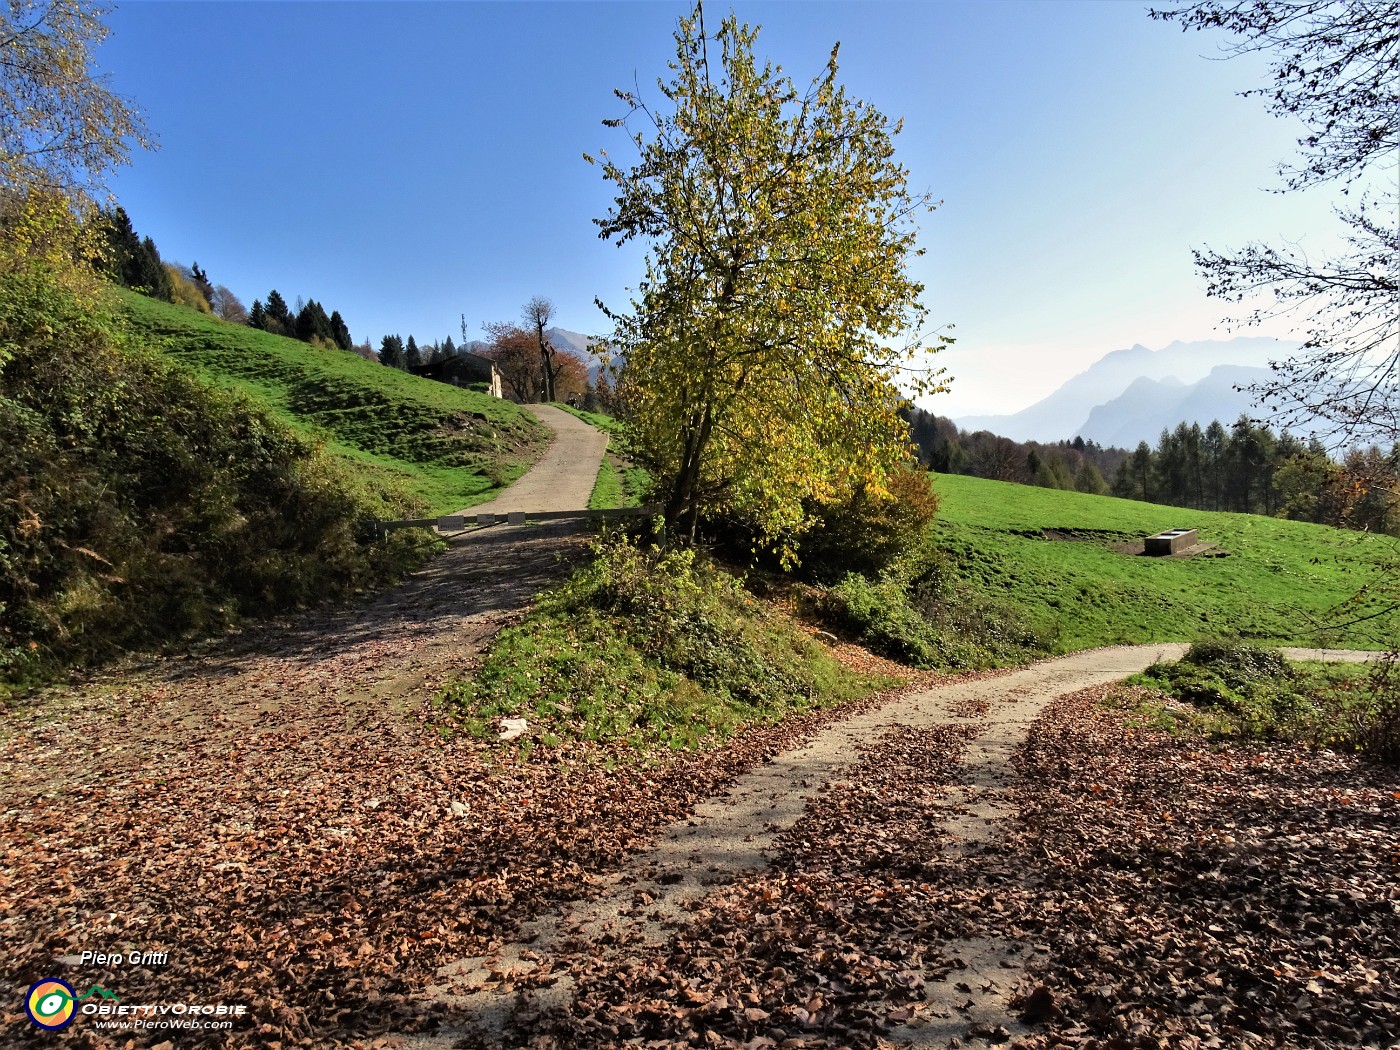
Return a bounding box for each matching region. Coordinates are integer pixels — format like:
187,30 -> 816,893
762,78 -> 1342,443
400,643 -> 1386,1048
455,404 -> 609,517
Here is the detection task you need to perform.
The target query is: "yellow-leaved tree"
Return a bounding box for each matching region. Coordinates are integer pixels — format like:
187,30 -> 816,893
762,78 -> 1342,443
586,4 -> 950,554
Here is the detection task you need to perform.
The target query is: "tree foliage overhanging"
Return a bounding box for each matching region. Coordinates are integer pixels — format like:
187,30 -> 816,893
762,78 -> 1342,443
0,4 -> 423,682
1152,1 -> 1400,444
588,4 -> 950,553
0,0 -> 153,200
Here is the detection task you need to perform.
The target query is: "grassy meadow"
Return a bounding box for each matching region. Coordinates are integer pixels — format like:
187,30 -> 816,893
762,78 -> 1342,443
930,474 -> 1396,652
120,291 -> 548,515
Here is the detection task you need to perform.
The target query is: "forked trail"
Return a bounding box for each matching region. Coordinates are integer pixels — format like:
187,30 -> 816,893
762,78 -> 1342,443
396,644 -> 1379,1048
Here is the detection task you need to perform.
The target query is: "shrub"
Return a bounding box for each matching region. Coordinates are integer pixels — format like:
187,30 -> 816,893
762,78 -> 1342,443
1183,641 -> 1291,688
819,539 -> 1049,671
797,464 -> 941,581
1132,644 -> 1321,740
1355,659 -> 1400,765
438,534 -> 877,750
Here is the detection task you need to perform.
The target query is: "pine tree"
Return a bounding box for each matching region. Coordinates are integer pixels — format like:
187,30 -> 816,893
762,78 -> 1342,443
295,299 -> 334,344
329,310 -> 352,351
138,236 -> 172,301
189,262 -> 214,307
1074,461 -> 1109,495
98,205 -> 143,287
404,335 -> 421,369
249,299 -> 266,330
264,290 -> 292,336
379,334 -> 405,369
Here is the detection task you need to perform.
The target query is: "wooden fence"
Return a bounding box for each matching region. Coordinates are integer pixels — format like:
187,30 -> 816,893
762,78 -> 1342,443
373,505 -> 659,541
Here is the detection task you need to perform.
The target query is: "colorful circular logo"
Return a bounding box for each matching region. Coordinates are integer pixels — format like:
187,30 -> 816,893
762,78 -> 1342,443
25,978 -> 77,1031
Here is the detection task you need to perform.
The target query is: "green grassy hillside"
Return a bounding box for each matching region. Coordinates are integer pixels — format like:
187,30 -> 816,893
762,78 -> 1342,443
119,291 -> 548,515
930,475 -> 1395,651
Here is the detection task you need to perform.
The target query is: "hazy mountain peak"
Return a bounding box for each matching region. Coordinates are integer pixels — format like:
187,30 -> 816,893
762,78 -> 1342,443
952,336 -> 1300,445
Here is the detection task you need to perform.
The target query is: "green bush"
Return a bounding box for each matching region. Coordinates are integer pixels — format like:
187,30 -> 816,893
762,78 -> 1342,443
1183,641 -> 1291,688
1354,660 -> 1400,765
820,539 -> 1049,671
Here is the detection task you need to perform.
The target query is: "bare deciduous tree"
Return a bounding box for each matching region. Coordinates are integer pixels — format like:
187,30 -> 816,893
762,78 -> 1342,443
1152,1 -> 1400,444
210,284 -> 248,324
522,296 -> 559,403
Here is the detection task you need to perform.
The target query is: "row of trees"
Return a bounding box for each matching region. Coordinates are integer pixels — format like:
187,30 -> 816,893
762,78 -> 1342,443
907,400 -> 1398,537
1110,418 -> 1398,535
98,206 -> 364,356
248,289 -> 355,352
903,407 -> 1127,495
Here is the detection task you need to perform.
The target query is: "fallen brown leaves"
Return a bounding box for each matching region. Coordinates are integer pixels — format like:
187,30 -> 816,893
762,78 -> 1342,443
0,633 -> 912,1049
7,606 -> 1394,1050
516,723 -> 985,1049
998,687 -> 1400,1049
470,687 -> 1400,1049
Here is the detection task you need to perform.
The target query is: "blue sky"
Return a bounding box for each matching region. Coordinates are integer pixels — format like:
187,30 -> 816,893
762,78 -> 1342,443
97,0 -> 1341,417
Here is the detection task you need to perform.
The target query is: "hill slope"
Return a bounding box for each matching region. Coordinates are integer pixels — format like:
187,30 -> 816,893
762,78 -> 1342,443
120,291 -> 548,515
931,474 -> 1395,652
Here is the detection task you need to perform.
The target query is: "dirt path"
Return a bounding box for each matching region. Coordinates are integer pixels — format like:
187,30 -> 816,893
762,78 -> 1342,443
455,404 -> 609,518
1,384 -> 1385,1048
399,643 -> 1384,1049
3,404 -> 609,781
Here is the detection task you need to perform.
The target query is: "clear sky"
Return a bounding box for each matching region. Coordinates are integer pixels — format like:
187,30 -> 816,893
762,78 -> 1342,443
95,0 -> 1343,417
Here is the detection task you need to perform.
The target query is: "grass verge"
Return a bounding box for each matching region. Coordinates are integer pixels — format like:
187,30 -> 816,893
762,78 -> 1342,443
436,534 -> 895,754
1118,641 -> 1398,762
554,403 -> 651,509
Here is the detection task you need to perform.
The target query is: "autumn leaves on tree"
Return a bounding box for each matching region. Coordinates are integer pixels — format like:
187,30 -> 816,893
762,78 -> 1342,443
588,4 -> 950,551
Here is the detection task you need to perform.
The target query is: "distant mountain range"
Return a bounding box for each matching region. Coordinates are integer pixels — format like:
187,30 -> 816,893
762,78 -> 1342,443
954,337 -> 1304,447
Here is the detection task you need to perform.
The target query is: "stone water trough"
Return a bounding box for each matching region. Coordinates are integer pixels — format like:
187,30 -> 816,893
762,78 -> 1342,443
1145,528 -> 1198,556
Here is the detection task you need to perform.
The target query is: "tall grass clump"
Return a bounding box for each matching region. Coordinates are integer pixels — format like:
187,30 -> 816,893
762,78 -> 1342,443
823,542 -> 1051,670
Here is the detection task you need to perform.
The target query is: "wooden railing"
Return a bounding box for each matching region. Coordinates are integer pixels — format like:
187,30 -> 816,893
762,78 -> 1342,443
373,505 -> 658,541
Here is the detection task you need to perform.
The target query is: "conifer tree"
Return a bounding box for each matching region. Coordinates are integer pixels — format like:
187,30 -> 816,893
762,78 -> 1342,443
263,290 -> 292,335
138,236 -> 171,301
189,261 -> 214,306
98,205 -> 143,286
294,299 -> 333,344
329,310 -> 352,351
379,334 -> 405,369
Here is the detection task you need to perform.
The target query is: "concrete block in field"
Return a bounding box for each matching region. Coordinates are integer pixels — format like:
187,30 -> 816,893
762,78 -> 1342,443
437,516 -> 464,531
475,512 -> 495,527
1145,528 -> 1198,556
507,511 -> 526,526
